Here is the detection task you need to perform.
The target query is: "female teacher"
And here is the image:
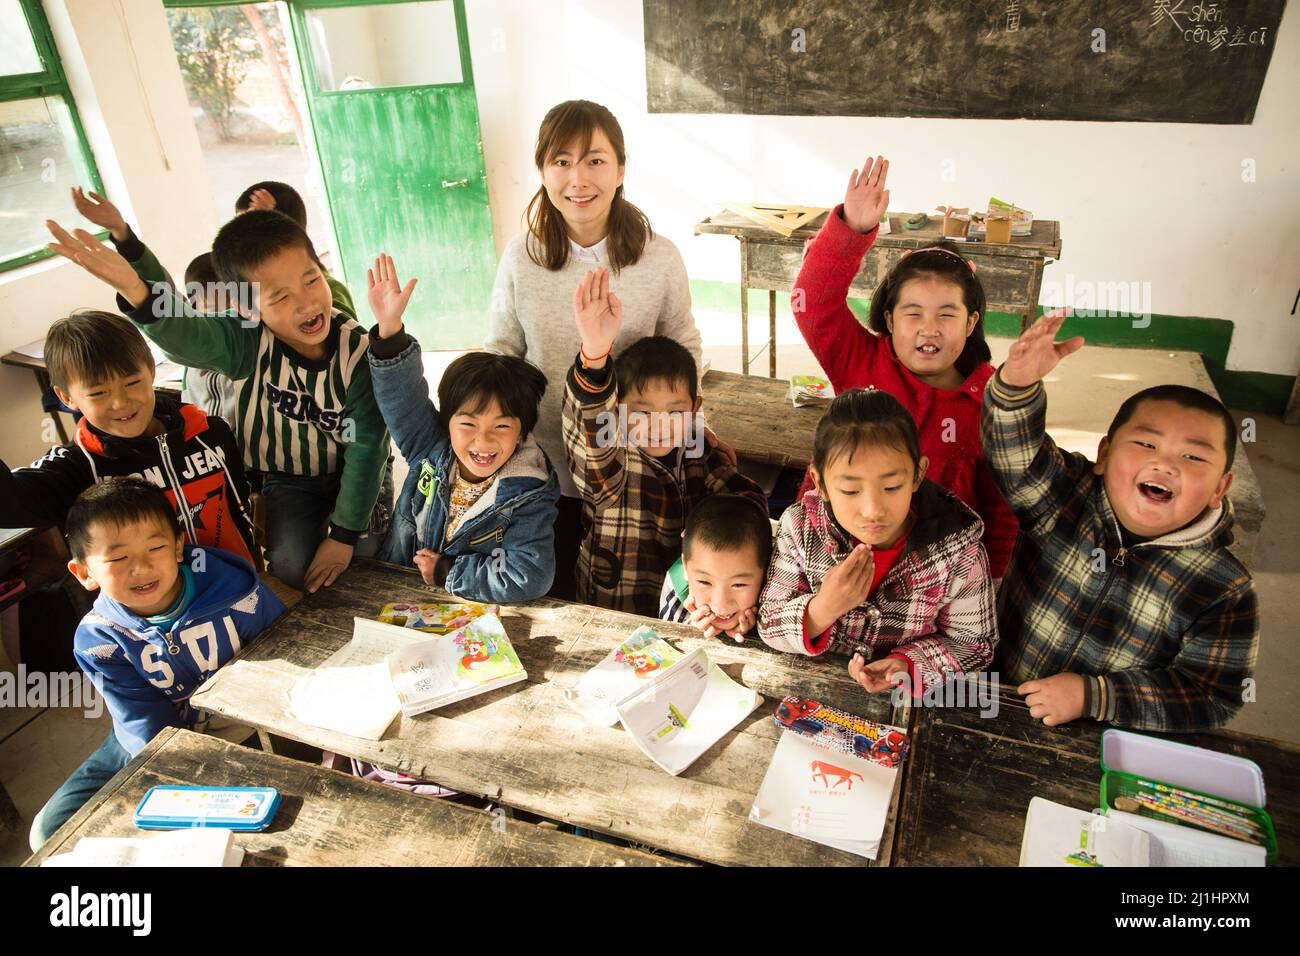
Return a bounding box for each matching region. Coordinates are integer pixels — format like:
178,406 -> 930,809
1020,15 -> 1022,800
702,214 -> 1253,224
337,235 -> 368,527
485,100 -> 703,599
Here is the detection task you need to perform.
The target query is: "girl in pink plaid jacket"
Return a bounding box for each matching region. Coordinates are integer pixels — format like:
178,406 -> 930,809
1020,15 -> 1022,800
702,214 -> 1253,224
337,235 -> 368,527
758,389 -> 998,696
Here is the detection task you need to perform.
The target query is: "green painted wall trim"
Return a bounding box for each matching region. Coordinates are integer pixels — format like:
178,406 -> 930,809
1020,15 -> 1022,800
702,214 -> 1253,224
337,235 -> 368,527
689,279 -> 1291,415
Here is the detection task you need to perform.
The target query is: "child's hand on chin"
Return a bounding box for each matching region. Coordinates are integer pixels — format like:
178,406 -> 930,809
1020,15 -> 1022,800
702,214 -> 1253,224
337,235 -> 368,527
1017,673 -> 1086,726
849,654 -> 908,693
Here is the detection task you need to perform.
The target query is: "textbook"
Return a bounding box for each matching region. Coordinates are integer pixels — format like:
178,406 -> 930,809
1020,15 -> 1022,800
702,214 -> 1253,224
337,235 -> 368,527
387,613 -> 527,717
376,601 -> 499,634
1019,798 -> 1150,867
564,625 -> 685,726
749,703 -> 908,859
789,374 -> 834,408
614,646 -> 762,776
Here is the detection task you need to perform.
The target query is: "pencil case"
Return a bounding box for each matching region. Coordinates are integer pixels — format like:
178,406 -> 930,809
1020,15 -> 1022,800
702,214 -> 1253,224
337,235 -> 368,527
1099,730 -> 1277,864
133,786 -> 281,831
773,696 -> 909,768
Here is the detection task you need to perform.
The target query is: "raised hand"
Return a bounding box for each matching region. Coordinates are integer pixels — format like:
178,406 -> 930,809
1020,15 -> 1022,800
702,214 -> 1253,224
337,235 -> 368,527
843,154 -> 890,234
70,187 -> 128,242
246,188 -> 277,212
366,253 -> 417,339
999,309 -> 1084,389
46,220 -> 149,306
572,267 -> 622,367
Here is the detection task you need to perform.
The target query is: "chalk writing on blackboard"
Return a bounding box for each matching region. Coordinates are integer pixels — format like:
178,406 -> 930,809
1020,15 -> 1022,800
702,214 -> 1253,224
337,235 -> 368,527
1006,1 -> 1022,32
1151,1 -> 1272,49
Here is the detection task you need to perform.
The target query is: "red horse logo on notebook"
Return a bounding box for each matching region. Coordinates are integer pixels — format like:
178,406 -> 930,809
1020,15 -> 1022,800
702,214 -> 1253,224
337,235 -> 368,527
810,760 -> 864,790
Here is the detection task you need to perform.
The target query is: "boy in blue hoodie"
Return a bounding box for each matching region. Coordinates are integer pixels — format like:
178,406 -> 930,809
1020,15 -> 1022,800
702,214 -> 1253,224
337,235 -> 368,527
30,478 -> 286,848
365,254 -> 559,602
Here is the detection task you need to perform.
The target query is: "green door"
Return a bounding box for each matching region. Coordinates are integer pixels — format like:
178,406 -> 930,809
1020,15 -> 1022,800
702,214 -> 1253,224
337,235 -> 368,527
290,0 -> 494,348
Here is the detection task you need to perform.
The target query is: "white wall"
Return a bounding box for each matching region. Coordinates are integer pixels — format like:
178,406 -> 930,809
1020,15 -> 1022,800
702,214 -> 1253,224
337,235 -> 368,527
0,0 -> 216,467
464,0 -> 1300,378
3,0 -> 1296,473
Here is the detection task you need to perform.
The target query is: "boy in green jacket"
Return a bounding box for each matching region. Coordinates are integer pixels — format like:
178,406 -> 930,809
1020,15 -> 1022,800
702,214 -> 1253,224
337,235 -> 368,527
47,211 -> 389,593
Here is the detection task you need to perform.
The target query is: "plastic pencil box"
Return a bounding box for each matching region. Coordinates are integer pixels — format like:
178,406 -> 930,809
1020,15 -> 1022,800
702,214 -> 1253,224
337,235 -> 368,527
133,785 -> 281,831
1099,729 -> 1277,865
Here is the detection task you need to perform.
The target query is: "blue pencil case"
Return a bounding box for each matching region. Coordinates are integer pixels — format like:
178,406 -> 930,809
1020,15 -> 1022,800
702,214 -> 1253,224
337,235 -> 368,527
133,786 -> 281,831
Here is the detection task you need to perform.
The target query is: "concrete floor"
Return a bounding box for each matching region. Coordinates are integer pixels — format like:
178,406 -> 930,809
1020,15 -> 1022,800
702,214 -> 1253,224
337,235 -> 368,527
2,304 -> 1296,864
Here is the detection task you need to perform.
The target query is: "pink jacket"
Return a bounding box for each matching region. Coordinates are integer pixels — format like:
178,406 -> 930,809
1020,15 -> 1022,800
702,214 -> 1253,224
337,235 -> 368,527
758,480 -> 998,691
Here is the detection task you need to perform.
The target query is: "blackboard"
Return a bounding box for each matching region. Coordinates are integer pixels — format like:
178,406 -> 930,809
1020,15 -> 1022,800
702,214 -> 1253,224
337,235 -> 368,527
644,0 -> 1287,123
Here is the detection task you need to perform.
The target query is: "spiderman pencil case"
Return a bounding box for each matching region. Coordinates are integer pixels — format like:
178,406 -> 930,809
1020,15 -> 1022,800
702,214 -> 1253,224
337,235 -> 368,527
773,696 -> 910,768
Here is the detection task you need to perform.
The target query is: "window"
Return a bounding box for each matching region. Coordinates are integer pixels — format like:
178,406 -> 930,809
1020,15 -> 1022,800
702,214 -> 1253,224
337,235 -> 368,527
304,1 -> 462,92
0,0 -> 104,273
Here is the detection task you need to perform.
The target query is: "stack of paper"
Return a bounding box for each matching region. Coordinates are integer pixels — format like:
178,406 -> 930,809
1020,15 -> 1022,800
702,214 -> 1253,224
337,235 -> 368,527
749,729 -> 901,859
42,828 -> 243,867
287,618 -> 410,739
1019,798 -> 1150,867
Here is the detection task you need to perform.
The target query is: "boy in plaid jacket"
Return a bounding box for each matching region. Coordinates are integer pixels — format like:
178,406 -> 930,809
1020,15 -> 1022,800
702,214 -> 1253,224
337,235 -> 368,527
982,311 -> 1258,732
563,267 -> 767,615
759,389 -> 996,695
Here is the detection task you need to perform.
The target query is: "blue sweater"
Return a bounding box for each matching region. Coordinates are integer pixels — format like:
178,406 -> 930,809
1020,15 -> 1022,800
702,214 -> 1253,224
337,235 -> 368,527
72,545 -> 286,754
368,329 -> 560,602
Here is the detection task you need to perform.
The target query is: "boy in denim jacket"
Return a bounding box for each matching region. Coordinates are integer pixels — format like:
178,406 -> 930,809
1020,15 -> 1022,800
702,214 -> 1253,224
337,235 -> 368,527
365,255 -> 559,601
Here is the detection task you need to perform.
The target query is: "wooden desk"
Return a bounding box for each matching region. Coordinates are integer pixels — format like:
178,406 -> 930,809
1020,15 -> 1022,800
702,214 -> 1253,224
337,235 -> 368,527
893,689 -> 1300,867
702,369 -> 820,469
25,727 -> 680,867
190,559 -> 910,867
695,209 -> 1062,377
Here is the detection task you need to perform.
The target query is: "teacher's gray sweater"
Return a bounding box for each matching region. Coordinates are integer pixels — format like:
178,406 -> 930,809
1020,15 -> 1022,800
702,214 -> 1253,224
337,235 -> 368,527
484,232 -> 703,498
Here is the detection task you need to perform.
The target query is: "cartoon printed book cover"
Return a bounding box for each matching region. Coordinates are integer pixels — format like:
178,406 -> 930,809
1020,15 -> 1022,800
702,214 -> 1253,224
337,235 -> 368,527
377,602 -> 500,634
387,614 -> 527,716
564,626 -> 685,727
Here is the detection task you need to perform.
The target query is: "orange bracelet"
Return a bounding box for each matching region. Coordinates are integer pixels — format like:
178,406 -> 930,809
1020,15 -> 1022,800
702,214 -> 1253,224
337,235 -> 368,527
580,343 -> 611,366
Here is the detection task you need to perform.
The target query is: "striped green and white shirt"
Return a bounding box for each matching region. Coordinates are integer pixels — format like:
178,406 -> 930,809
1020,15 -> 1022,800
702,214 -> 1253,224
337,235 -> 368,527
124,286 -> 388,540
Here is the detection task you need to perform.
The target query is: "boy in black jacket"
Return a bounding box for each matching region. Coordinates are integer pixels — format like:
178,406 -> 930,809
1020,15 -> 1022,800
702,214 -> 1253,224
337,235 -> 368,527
0,311 -> 256,565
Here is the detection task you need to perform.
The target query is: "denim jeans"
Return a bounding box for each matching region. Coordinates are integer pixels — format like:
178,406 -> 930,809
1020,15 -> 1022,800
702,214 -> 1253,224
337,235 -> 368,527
261,468 -> 388,589
30,731 -> 131,851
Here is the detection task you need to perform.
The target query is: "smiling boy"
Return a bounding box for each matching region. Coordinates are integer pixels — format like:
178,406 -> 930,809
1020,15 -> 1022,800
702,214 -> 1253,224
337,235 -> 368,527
563,267 -> 766,615
0,311 -> 256,565
46,211 -> 389,593
29,478 -> 284,848
982,311 -> 1258,731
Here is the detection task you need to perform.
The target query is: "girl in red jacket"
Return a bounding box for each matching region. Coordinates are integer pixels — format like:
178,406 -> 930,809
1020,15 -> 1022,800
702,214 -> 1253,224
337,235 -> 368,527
793,155 -> 1017,577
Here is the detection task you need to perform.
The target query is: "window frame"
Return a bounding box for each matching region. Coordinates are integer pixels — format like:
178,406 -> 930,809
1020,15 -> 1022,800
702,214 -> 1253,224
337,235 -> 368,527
0,0 -> 106,274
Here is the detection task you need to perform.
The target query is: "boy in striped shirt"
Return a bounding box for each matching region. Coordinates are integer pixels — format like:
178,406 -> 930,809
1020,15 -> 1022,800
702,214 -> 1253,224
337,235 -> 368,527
47,212 -> 389,593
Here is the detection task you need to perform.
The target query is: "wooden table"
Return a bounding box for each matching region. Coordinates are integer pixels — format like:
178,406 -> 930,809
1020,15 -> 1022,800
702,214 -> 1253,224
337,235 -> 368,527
695,209 -> 1062,377
25,727 -> 681,867
189,559 -> 910,867
701,369 -> 820,469
893,689 -> 1300,866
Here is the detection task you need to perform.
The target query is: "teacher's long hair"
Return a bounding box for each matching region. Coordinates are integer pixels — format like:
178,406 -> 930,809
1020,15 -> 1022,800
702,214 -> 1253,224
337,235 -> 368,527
525,100 -> 653,272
